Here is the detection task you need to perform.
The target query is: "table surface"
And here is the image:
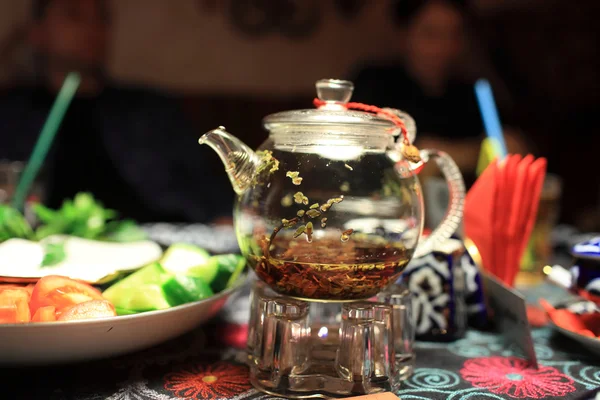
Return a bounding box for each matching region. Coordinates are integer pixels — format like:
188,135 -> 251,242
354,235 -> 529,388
1,283 -> 599,400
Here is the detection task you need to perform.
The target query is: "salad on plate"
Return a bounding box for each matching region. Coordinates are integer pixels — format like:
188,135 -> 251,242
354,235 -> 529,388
0,193 -> 246,325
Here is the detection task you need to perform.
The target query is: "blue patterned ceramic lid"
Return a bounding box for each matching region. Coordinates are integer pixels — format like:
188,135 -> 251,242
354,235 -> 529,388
571,236 -> 600,260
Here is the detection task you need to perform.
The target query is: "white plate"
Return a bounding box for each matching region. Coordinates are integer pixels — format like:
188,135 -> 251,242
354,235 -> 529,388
548,300 -> 600,356
550,320 -> 600,356
0,236 -> 163,284
0,274 -> 247,366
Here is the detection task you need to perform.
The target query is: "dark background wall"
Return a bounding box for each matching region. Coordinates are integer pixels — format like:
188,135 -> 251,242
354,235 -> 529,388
0,0 -> 598,227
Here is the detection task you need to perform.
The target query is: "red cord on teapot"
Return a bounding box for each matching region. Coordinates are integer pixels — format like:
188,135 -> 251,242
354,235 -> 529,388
313,98 -> 421,163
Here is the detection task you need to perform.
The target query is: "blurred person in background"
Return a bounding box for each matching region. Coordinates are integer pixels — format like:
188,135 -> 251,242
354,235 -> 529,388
0,0 -> 232,223
351,0 -> 528,186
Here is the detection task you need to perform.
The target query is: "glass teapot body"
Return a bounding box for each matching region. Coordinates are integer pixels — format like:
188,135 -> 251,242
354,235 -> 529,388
200,79 -> 465,302
235,127 -> 423,301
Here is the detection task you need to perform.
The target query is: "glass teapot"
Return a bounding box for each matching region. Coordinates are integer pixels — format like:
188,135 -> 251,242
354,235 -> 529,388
200,79 -> 465,301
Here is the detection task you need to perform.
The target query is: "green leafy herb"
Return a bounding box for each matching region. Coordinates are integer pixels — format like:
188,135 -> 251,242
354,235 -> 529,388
33,193 -> 146,242
41,242 -> 66,267
0,193 -> 147,245
0,205 -> 34,240
102,220 -> 148,242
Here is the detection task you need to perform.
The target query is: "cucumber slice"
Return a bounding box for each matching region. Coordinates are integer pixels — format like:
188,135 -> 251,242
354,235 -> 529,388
103,263 -> 172,311
104,284 -> 171,312
162,275 -> 214,306
160,244 -> 215,283
115,307 -> 138,316
225,256 -> 246,289
209,254 -> 246,293
116,262 -> 171,287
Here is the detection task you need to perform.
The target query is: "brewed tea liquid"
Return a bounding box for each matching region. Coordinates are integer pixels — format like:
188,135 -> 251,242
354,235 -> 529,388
254,233 -> 411,301
236,146 -> 422,301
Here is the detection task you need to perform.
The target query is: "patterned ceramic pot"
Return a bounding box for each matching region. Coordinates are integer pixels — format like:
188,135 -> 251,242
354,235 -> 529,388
570,236 -> 600,304
399,237 -> 487,341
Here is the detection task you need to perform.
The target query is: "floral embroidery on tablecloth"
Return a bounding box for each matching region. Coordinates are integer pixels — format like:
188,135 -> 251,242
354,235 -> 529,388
163,361 -> 252,399
460,356 -> 576,398
106,380 -> 173,400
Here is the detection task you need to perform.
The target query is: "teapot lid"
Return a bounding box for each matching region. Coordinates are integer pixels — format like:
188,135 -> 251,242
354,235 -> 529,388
263,79 -> 397,131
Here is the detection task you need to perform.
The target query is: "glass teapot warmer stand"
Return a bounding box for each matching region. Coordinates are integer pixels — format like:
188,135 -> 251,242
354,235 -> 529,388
247,281 -> 414,398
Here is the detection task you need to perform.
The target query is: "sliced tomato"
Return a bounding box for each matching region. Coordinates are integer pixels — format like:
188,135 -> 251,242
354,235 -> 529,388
31,305 -> 57,322
25,284 -> 35,295
0,284 -> 33,296
0,289 -> 31,323
0,304 -> 17,323
0,284 -> 24,290
30,275 -> 104,316
57,300 -> 116,321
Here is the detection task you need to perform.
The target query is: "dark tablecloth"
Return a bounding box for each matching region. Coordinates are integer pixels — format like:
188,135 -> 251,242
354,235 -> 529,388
1,283 -> 599,400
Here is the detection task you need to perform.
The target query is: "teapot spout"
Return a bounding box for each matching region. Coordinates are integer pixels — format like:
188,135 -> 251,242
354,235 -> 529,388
199,127 -> 259,196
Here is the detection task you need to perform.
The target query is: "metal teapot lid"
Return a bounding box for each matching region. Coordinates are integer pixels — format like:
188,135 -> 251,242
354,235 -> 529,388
263,79 -> 397,131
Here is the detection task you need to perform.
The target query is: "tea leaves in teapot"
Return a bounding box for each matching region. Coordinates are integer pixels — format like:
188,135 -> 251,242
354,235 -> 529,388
306,222 -> 314,242
281,194 -> 293,207
257,150 -> 280,174
341,229 -> 354,242
254,234 -> 410,300
293,192 -> 309,205
306,209 -> 321,219
286,171 -> 303,185
293,225 -> 306,238
282,218 -> 299,228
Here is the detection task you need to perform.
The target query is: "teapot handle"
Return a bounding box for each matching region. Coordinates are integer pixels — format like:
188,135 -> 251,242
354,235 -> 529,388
413,149 -> 465,258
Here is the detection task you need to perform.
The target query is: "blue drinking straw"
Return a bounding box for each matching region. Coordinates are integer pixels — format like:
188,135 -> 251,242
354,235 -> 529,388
474,79 -> 507,159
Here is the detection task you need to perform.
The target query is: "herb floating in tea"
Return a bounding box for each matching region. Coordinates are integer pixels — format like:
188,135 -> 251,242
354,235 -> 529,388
256,150 -> 280,174
340,182 -> 350,192
319,196 -> 344,213
254,235 -> 410,300
293,192 -> 309,205
306,209 -> 321,218
293,225 -> 306,238
282,218 -> 299,228
281,194 -> 293,207
306,222 -> 313,242
280,195 -> 345,237
330,196 -> 344,204
293,192 -> 303,204
249,150 -> 280,188
341,229 -> 354,242
344,163 -> 353,171
286,171 -> 303,185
